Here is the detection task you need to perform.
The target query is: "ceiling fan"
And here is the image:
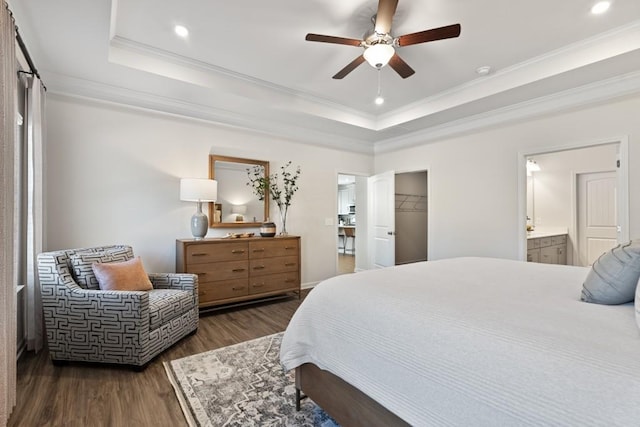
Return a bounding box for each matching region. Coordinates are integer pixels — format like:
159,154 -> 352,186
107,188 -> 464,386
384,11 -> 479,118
305,0 -> 461,79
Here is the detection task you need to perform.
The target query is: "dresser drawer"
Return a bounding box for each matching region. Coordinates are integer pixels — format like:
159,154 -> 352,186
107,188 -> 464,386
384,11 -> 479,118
551,235 -> 566,246
250,255 -> 299,276
249,239 -> 299,259
527,239 -> 540,250
186,242 -> 248,264
188,260 -> 248,282
199,279 -> 249,304
249,272 -> 299,295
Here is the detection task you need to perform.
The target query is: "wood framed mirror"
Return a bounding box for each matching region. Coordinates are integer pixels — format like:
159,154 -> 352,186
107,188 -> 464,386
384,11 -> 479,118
208,155 -> 269,228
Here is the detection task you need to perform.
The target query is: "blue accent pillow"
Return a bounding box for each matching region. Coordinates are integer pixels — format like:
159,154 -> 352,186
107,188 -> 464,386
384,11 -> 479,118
581,240 -> 640,305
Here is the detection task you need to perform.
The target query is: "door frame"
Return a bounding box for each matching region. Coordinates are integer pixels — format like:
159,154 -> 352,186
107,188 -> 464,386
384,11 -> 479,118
517,136 -> 629,262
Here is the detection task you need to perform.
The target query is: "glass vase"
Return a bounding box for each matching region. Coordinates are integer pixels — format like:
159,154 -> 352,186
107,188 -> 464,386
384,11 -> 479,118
278,206 -> 288,236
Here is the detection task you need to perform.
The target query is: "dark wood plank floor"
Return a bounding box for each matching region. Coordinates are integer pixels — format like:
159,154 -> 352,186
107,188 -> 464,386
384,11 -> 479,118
8,291 -> 309,427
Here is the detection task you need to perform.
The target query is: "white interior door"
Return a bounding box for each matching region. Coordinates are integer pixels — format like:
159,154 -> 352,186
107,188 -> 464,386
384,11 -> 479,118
368,170 -> 395,268
577,171 -> 618,266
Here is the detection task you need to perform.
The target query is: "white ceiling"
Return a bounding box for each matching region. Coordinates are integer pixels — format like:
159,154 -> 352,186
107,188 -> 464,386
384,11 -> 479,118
11,0 -> 640,153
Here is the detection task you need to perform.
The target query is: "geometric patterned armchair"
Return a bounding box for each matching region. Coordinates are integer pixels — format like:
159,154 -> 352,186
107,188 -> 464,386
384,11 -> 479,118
37,245 -> 198,368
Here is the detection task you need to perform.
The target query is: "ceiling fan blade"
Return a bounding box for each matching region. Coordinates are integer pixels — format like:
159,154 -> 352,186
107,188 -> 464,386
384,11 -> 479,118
305,33 -> 362,47
374,0 -> 398,35
333,55 -> 366,79
388,53 -> 415,79
396,24 -> 461,47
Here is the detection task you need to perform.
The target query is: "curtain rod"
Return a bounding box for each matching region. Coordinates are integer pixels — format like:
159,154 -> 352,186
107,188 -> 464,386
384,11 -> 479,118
6,3 -> 47,90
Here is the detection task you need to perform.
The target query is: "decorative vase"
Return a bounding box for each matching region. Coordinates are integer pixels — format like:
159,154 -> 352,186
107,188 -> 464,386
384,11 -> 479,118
278,208 -> 288,236
260,219 -> 276,237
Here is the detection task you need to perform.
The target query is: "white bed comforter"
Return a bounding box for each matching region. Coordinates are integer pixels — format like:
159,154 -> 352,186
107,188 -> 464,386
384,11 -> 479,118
280,257 -> 640,426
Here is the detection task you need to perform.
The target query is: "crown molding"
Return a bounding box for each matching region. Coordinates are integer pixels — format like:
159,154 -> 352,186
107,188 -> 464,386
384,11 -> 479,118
108,36 -> 378,130
374,70 -> 640,154
43,67 -> 640,157
44,71 -> 375,155
375,20 -> 640,131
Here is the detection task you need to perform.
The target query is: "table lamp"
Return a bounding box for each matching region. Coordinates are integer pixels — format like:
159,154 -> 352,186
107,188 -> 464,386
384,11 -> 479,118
180,178 -> 218,239
232,205 -> 247,222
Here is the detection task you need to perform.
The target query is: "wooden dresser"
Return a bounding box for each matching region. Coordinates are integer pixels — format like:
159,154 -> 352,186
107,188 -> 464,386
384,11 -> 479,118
176,236 -> 301,310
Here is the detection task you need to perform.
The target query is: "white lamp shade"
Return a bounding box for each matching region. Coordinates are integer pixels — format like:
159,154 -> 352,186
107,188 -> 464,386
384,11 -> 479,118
180,178 -> 218,202
363,44 -> 395,68
231,205 -> 247,214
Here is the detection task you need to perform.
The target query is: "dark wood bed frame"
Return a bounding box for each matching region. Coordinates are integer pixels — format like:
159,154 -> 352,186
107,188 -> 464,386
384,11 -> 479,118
295,363 -> 410,427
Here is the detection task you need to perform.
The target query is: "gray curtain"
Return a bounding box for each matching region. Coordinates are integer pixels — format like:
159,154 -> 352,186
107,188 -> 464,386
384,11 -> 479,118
0,0 -> 18,424
25,74 -> 45,352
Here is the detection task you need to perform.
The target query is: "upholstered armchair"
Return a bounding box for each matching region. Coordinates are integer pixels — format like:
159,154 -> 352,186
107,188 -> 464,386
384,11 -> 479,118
37,245 -> 198,368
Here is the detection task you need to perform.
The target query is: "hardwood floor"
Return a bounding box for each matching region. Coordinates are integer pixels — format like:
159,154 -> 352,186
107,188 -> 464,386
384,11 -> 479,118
8,291 -> 309,427
338,253 -> 355,275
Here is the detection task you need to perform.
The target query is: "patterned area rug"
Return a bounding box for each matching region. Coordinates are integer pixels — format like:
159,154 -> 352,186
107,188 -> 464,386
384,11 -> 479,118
164,332 -> 339,426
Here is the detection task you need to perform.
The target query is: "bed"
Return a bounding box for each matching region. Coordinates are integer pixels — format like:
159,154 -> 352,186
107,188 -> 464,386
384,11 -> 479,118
280,257 -> 640,426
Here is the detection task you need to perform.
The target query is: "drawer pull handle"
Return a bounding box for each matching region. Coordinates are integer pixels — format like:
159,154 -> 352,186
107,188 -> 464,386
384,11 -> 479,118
253,248 -> 265,253
232,287 -> 244,291
231,250 -> 246,254
253,265 -> 265,270
285,263 -> 296,267
196,272 -> 207,276
192,253 -> 208,257
285,279 -> 295,283
232,268 -> 245,272
285,246 -> 295,250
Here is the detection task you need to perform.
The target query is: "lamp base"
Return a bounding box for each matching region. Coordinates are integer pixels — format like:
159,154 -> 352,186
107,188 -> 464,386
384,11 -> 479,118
191,202 -> 209,240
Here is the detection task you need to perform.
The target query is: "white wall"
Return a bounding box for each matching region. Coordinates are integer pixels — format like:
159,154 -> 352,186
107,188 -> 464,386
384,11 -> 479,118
376,95 -> 640,261
354,175 -> 368,271
44,95 -> 374,285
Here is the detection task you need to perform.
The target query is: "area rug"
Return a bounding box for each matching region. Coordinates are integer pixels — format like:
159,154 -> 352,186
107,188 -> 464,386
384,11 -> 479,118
164,332 -> 339,426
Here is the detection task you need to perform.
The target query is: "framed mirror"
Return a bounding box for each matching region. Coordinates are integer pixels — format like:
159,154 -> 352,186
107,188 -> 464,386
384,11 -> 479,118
208,155 -> 269,228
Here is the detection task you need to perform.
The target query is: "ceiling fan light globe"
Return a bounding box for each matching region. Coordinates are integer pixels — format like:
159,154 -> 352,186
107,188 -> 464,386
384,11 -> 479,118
375,95 -> 385,105
363,44 -> 395,68
591,1 -> 610,14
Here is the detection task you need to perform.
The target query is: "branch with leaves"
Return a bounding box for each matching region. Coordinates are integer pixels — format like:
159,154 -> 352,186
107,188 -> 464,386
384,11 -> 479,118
247,161 -> 301,232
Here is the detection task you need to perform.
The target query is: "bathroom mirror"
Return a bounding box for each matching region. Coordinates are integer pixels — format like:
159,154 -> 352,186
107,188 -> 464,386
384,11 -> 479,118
208,155 -> 269,228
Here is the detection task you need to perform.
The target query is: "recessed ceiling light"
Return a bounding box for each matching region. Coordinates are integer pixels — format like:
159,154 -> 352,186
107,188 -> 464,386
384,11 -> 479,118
591,1 -> 611,14
374,95 -> 385,105
476,66 -> 492,76
174,25 -> 189,38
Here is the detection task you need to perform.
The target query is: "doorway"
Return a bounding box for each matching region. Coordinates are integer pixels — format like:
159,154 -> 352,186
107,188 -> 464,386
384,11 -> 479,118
522,140 -> 628,266
395,171 -> 428,265
367,170 -> 429,269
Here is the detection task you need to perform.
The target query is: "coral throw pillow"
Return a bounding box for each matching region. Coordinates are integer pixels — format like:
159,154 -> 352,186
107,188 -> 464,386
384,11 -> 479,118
91,257 -> 153,291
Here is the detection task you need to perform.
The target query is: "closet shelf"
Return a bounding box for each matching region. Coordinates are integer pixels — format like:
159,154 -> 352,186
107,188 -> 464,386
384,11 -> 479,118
395,193 -> 427,213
